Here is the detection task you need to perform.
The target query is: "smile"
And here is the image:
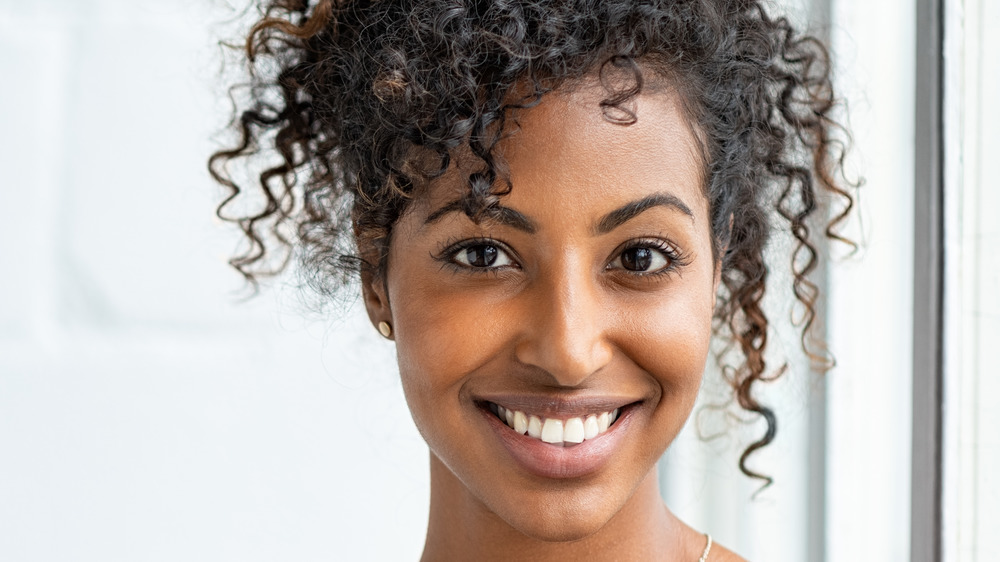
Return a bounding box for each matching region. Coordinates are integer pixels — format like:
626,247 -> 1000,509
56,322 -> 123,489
488,402 -> 621,446
477,397 -> 639,479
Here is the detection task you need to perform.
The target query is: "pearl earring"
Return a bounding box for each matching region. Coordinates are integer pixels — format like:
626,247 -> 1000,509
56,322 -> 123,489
377,321 -> 393,338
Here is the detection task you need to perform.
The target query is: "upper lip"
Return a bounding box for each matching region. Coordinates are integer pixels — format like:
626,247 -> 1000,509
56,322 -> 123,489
475,394 -> 639,418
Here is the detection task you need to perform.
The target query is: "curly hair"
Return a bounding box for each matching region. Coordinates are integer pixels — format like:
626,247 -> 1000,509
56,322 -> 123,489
209,0 -> 856,487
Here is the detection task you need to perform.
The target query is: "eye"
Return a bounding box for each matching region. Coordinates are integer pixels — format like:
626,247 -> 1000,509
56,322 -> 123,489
608,244 -> 673,273
451,242 -> 515,269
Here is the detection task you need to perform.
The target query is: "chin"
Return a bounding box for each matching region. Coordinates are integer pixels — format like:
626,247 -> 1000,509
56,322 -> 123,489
485,484 -> 623,543
506,512 -> 611,543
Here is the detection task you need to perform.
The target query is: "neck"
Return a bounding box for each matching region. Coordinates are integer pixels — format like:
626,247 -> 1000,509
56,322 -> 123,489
420,454 -> 687,562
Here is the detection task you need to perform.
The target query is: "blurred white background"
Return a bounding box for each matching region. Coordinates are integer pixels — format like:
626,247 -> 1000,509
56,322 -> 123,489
0,0 -> 995,560
0,2 -> 427,559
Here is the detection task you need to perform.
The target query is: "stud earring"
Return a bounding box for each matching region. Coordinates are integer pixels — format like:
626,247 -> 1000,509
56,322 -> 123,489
377,321 -> 393,338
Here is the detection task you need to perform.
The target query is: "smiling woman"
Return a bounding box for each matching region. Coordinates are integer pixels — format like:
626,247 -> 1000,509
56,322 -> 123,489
379,87 -> 717,553
209,1 -> 856,560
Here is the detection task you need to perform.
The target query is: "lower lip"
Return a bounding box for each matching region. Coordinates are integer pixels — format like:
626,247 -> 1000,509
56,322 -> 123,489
479,405 -> 636,479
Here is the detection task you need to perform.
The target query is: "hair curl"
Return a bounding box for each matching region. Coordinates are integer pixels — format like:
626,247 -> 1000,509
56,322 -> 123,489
209,0 -> 856,487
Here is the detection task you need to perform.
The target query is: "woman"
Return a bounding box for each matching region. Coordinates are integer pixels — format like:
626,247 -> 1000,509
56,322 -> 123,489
210,1 -> 855,559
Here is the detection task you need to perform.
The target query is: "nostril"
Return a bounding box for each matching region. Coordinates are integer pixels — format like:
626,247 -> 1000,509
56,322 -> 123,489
515,337 -> 613,387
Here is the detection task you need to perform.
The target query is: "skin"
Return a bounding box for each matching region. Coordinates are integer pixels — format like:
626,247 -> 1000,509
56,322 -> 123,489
362,79 -> 744,561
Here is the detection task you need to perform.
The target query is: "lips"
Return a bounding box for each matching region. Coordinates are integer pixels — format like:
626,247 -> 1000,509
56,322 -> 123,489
476,396 -> 638,479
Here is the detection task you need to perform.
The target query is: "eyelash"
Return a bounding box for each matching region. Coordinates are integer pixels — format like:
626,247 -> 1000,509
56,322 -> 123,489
434,236 -> 692,278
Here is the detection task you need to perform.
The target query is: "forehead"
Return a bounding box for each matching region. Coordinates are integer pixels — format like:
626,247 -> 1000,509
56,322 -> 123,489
411,80 -> 709,227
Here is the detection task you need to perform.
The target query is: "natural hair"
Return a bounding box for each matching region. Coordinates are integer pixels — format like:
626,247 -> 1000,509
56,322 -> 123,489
209,0 -> 856,487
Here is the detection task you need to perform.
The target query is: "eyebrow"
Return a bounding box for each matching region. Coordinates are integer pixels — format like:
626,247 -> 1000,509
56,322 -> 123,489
422,191 -> 694,235
424,199 -> 538,233
595,192 -> 695,234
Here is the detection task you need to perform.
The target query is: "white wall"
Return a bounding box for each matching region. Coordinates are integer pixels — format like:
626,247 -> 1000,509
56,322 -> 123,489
943,0 -> 1000,559
0,2 -> 427,560
825,0 -> 916,558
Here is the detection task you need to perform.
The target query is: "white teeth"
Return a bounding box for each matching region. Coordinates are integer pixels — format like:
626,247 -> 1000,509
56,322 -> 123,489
584,415 -> 599,440
563,417 -> 585,444
513,410 -> 528,434
494,404 -> 622,445
527,415 -> 542,438
597,412 -> 610,432
541,418 -> 564,444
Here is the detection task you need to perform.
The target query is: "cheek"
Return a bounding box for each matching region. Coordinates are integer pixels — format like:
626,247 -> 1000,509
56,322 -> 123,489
388,273 -> 512,415
614,276 -> 716,397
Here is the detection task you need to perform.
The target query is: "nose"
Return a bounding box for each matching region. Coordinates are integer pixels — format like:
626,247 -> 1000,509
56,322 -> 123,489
514,261 -> 614,387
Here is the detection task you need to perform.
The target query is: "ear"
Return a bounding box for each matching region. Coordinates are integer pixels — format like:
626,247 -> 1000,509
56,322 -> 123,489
360,262 -> 392,338
361,242 -> 392,329
355,224 -> 393,338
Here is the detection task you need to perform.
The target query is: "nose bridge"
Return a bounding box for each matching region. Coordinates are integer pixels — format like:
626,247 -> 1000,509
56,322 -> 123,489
515,255 -> 613,386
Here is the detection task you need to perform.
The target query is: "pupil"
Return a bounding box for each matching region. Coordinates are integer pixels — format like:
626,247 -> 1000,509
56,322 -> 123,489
623,248 -> 652,271
467,245 -> 497,267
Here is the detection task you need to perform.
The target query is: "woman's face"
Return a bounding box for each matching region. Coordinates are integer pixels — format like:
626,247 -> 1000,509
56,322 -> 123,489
364,81 -> 718,541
